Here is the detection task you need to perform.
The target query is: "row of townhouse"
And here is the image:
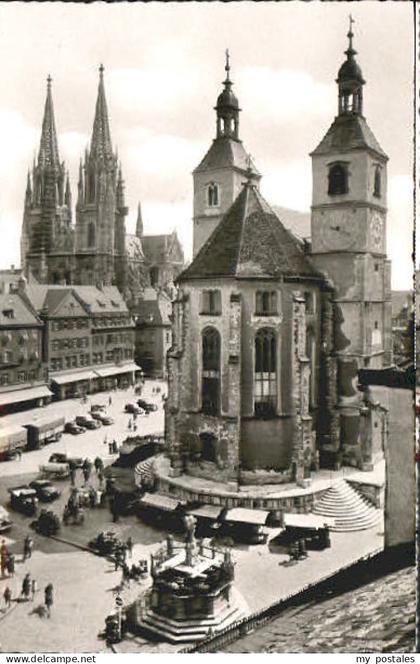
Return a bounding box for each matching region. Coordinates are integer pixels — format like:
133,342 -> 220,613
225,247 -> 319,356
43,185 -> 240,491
0,279 -> 139,413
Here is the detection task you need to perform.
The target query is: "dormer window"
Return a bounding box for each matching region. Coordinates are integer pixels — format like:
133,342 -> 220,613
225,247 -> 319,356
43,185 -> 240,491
2,309 -> 14,319
328,163 -> 349,196
373,165 -> 381,198
207,183 -> 219,207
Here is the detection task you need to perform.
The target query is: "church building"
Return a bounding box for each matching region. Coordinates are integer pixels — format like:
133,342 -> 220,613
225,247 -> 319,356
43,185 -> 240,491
166,24 -> 392,486
21,68 -> 184,306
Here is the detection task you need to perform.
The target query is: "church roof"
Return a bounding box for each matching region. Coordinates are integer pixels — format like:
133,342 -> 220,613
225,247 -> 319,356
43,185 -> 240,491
311,114 -> 387,159
179,183 -> 321,282
142,233 -> 184,265
194,136 -> 261,176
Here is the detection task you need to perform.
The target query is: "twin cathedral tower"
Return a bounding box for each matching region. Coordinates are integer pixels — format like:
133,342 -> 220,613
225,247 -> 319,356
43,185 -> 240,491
21,22 -> 391,478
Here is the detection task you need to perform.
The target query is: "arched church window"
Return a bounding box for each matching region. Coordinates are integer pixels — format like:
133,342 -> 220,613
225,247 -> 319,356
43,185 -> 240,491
254,328 -> 277,417
207,183 -> 219,207
88,222 -> 96,248
373,166 -> 381,198
202,327 -> 220,415
328,163 -> 348,196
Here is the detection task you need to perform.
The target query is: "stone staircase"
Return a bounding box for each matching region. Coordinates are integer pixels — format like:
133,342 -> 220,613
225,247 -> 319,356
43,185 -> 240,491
134,457 -> 157,486
312,479 -> 382,532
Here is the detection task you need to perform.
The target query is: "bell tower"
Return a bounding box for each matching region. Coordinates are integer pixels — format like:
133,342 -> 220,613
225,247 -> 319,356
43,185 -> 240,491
310,18 -> 392,468
192,51 -> 261,256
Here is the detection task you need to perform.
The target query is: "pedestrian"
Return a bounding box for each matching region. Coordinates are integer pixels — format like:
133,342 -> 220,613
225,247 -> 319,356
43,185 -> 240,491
103,434 -> 108,446
108,395 -> 112,406
98,469 -> 104,487
94,456 -> 103,475
23,535 -> 33,561
112,440 -> 118,454
0,540 -> 8,577
22,573 -> 31,601
298,538 -> 308,559
108,442 -> 113,455
70,466 -> 77,487
122,563 -> 130,585
128,418 -> 132,431
126,536 -> 133,558
44,583 -> 53,618
3,586 -> 11,609
31,578 -> 37,602
6,554 -> 15,577
82,463 -> 91,485
133,423 -> 137,433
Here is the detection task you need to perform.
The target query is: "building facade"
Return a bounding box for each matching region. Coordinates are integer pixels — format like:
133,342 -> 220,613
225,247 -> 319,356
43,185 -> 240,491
132,288 -> 172,378
0,291 -> 51,414
166,26 -> 392,486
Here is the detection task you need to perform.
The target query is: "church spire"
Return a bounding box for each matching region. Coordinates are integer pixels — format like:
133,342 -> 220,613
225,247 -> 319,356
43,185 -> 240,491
136,202 -> 143,237
38,75 -> 60,169
90,64 -> 114,163
336,16 -> 365,116
215,49 -> 240,140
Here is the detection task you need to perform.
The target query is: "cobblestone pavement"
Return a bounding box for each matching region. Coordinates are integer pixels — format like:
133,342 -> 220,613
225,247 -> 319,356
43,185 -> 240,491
223,565 -> 415,653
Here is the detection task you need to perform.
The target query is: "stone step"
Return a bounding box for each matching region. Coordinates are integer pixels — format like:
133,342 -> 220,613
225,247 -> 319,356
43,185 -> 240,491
311,479 -> 381,532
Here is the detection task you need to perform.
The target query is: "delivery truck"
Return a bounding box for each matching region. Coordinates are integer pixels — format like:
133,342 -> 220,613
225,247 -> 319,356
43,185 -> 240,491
24,415 -> 65,450
0,426 -> 27,462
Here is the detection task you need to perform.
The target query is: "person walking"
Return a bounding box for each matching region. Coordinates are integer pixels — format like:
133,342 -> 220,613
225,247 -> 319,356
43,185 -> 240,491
70,466 -> 77,487
82,459 -> 91,485
126,536 -> 133,559
94,457 -> 103,475
3,586 -> 11,610
0,540 -> 8,577
128,418 -> 132,431
108,441 -> 113,455
31,578 -> 37,602
22,573 -> 31,601
23,535 -> 33,561
108,395 -> 112,407
44,583 -> 53,618
6,553 -> 15,577
103,434 -> 108,446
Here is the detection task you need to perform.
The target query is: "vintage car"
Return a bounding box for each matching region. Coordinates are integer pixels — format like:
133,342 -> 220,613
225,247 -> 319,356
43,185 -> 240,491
91,403 -> 107,412
64,421 -> 86,435
136,399 -> 158,413
39,461 -> 70,479
124,402 -> 143,415
75,414 -> 101,430
29,480 -> 61,502
48,452 -> 84,468
0,506 -> 12,533
8,486 -> 39,516
91,410 -> 114,425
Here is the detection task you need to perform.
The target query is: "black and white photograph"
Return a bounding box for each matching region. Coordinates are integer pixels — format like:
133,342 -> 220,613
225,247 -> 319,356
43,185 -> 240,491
0,0 -> 416,656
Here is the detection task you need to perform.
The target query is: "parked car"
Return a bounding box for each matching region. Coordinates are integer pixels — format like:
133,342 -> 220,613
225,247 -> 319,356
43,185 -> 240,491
137,399 -> 158,413
75,415 -> 101,430
64,421 -> 86,435
0,506 -> 12,533
8,486 -> 38,516
124,403 -> 143,415
29,480 -> 61,502
48,452 -> 84,468
91,410 -> 114,425
91,404 -> 107,412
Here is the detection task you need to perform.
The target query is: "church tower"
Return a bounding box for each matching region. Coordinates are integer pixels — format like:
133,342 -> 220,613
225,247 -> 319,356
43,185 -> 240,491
75,65 -> 127,287
192,51 -> 261,256
22,76 -> 73,284
310,19 -> 392,467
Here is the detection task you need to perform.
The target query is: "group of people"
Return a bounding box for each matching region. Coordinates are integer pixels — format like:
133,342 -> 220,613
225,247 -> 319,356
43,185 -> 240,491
1,536 -> 54,618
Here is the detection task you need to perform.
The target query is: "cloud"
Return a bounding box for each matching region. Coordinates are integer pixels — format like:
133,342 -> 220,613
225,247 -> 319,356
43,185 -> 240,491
59,131 -> 89,162
0,111 -> 38,175
237,67 -> 335,122
260,159 -> 312,212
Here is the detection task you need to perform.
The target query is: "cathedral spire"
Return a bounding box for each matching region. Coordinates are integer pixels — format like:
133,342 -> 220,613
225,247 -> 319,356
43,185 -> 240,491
336,16 -> 365,116
38,74 -> 60,169
136,202 -> 143,237
90,64 -> 114,163
215,49 -> 240,140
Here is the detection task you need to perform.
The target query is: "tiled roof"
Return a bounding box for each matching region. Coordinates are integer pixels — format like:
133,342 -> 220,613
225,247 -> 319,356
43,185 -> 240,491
0,293 -> 41,327
311,114 -> 387,159
142,232 -> 184,265
194,136 -> 261,175
72,286 -> 128,314
179,184 -> 322,282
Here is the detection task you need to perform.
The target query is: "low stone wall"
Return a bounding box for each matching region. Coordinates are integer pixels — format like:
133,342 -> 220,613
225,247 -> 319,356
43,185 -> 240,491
239,468 -> 293,486
347,479 -> 384,508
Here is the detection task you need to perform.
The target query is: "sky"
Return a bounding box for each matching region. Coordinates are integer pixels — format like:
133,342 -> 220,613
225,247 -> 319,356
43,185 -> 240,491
0,1 -> 414,289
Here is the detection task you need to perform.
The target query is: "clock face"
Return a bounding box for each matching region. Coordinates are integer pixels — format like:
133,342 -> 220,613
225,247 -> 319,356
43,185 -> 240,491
371,212 -> 384,250
321,210 -> 357,250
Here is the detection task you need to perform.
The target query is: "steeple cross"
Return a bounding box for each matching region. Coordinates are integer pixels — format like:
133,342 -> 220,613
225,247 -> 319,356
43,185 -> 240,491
225,48 -> 230,79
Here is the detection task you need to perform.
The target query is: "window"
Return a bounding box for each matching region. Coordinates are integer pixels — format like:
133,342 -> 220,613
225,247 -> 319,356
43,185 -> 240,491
17,371 -> 26,383
201,290 -> 221,315
202,327 -> 220,415
150,267 -> 159,287
304,291 -> 314,314
254,328 -> 277,417
0,374 -> 9,386
207,183 -> 219,207
2,309 -> 14,319
255,291 -> 277,316
328,163 -> 348,196
373,166 -> 381,198
200,433 -> 217,463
